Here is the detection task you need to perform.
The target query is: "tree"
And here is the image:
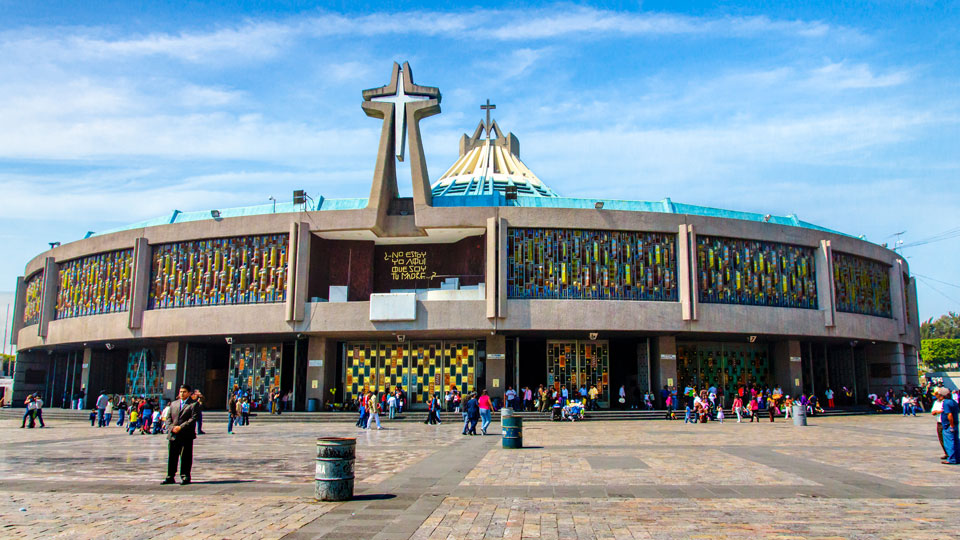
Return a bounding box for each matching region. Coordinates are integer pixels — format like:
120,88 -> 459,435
920,339 -> 960,371
920,312 -> 960,340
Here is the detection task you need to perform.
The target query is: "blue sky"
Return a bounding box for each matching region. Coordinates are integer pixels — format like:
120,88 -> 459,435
0,1 -> 957,321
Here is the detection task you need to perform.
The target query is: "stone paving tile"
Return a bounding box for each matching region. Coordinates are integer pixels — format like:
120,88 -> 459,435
776,446 -> 955,487
463,447 -> 817,486
411,497 -> 957,539
3,415 -> 960,539
1,492 -> 336,540
0,420 -> 452,486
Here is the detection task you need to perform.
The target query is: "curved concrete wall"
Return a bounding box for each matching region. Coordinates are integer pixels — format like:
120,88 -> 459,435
13,204 -> 920,352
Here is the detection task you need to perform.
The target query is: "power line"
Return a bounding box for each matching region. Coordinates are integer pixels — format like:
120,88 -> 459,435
917,276 -> 960,306
914,274 -> 960,290
899,226 -> 960,250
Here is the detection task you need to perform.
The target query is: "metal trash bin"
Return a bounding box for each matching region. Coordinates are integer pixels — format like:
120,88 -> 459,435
307,398 -> 320,412
792,404 -> 807,426
501,408 -> 523,449
315,437 -> 355,501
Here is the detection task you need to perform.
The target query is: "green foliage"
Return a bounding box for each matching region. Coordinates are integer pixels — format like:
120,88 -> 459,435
921,312 -> 960,339
921,339 -> 960,371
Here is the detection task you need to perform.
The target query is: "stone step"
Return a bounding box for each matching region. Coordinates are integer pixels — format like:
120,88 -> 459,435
1,406 -> 873,422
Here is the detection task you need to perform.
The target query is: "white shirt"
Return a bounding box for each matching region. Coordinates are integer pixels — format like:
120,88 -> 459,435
105,401 -> 114,414
933,400 -> 943,424
387,395 -> 397,406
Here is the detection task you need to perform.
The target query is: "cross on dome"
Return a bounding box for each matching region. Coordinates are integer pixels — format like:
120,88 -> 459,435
481,99 -> 496,139
370,66 -> 435,162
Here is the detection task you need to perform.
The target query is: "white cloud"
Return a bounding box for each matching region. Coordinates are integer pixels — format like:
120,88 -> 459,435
807,61 -> 910,89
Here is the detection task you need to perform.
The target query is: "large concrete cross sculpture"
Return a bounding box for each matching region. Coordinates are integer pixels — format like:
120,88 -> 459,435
361,62 -> 441,235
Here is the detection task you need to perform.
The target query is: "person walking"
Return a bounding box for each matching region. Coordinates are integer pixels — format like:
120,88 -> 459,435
104,396 -> 114,426
932,393 -> 947,459
367,393 -> 382,429
478,389 -> 493,435
162,384 -> 198,485
192,390 -> 206,435
228,391 -> 238,434
938,387 -> 960,465
465,392 -> 480,435
733,395 -> 743,422
95,390 -> 109,427
21,394 -> 37,428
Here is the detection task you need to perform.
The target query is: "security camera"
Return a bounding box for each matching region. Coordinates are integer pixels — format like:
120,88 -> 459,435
397,335 -> 406,343
589,332 -> 599,341
225,337 -> 234,345
105,343 -> 114,350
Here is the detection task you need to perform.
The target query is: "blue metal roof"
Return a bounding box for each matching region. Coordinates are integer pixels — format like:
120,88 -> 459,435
92,195 -> 845,238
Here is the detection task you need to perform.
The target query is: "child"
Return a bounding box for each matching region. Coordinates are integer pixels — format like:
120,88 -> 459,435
716,403 -> 725,423
684,402 -> 693,423
89,407 -> 97,426
152,409 -> 162,434
241,398 -> 251,426
127,408 -> 139,435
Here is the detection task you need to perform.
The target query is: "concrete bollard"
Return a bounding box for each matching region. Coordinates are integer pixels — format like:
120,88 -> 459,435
315,437 -> 355,501
792,404 -> 807,426
501,408 -> 523,449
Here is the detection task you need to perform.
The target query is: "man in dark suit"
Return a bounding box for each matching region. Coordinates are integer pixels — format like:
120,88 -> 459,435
162,384 -> 198,485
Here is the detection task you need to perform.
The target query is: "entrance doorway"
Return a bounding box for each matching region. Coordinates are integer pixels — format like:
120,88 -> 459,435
546,340 -> 610,407
676,342 -> 772,406
343,340 -> 479,408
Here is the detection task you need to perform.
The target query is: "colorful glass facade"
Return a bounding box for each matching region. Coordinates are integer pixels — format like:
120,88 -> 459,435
409,341 -> 444,405
228,344 -> 282,403
149,234 -> 288,309
22,272 -> 43,326
125,349 -> 164,399
697,236 -> 817,309
507,228 -> 677,301
377,343 -> 409,395
442,342 -> 476,397
676,343 -> 771,405
345,342 -> 378,403
546,341 -> 610,405
56,249 -> 134,319
833,252 -> 892,318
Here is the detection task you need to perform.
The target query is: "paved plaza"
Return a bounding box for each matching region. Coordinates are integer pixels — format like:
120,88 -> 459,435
2,414 -> 959,539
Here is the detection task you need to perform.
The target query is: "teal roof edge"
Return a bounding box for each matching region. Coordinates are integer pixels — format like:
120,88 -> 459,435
90,195 -> 846,238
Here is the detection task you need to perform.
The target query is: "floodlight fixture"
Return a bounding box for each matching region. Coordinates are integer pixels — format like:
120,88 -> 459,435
748,335 -> 757,343
293,190 -> 307,205
595,201 -> 604,210
225,336 -> 234,345
589,332 -> 599,340
105,343 -> 114,350
397,334 -> 406,343
762,214 -> 772,223
48,242 -> 61,249
210,210 -> 221,219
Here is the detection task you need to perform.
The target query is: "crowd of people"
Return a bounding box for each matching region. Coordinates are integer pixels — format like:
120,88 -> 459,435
71,389 -> 208,436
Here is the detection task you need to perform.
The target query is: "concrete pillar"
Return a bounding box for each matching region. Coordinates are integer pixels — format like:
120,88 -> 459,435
485,335 -> 506,400
128,237 -> 151,329
292,223 -> 311,322
865,342 -> 907,394
163,342 -> 186,401
774,340 -> 803,398
679,224 -> 698,321
10,276 -> 25,346
653,336 -> 678,392
37,257 -> 58,338
486,217 -> 497,319
79,348 -> 92,408
305,336 -> 338,409
815,240 -> 836,327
